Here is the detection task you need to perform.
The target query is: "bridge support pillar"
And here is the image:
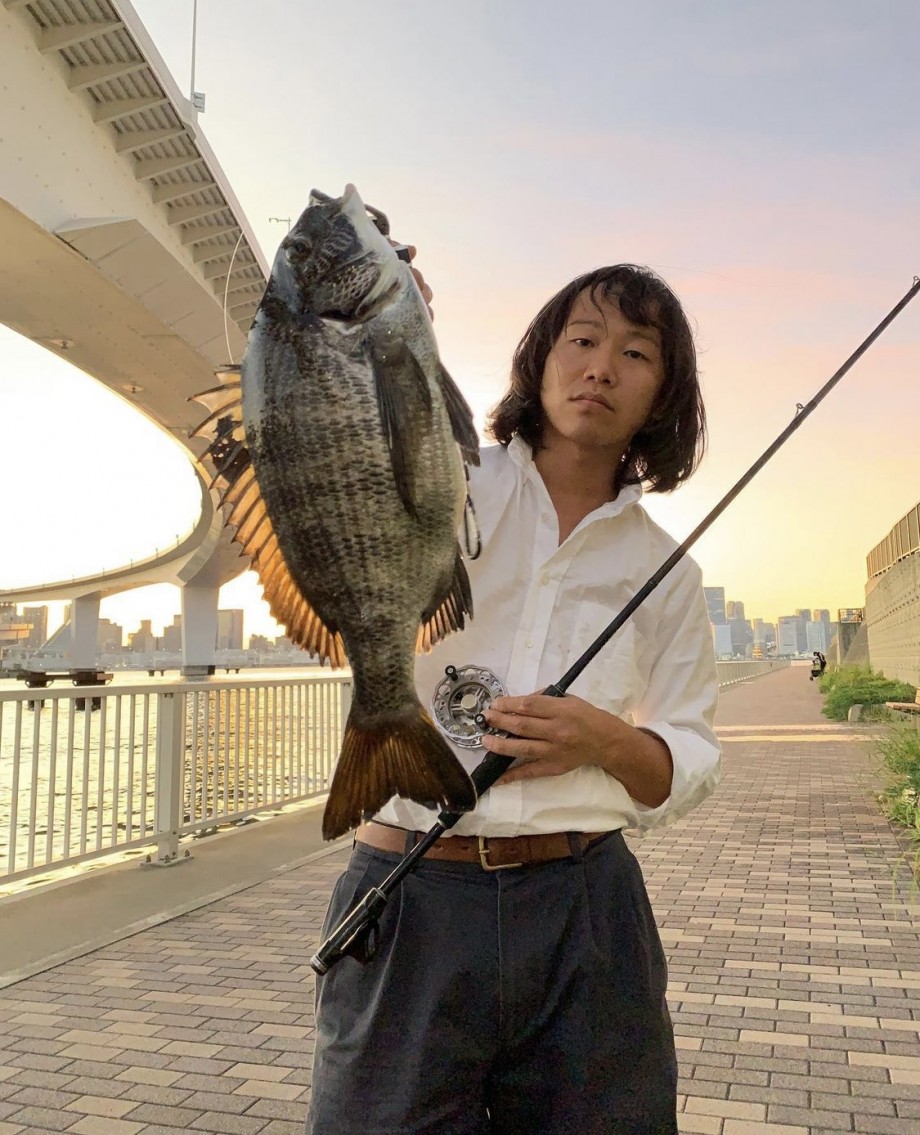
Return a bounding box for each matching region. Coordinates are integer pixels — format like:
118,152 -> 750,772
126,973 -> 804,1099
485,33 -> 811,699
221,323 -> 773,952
181,583 -> 219,678
69,593 -> 100,670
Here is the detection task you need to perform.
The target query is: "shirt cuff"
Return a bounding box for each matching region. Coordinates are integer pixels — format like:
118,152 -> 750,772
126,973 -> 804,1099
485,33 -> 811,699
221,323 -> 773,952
629,722 -> 722,831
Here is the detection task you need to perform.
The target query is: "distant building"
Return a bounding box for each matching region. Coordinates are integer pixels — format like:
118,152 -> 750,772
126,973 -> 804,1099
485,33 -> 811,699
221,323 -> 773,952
97,618 -> 123,652
704,587 -> 727,625
129,619 -> 157,654
777,616 -> 800,655
22,606 -> 48,648
712,624 -> 733,656
0,603 -> 30,645
249,634 -> 273,652
161,615 -> 182,653
217,609 -> 244,651
805,621 -> 828,653
726,600 -> 745,620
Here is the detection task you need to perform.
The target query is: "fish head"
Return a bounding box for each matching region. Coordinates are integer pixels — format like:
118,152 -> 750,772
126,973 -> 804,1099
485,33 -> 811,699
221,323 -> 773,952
269,184 -> 401,320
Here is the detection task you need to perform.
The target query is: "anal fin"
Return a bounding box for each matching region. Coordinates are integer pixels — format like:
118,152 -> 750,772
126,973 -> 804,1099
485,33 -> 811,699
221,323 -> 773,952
415,545 -> 474,654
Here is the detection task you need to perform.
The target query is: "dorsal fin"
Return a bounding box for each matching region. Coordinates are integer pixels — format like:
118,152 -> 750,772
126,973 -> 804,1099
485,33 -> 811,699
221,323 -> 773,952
436,361 -> 480,466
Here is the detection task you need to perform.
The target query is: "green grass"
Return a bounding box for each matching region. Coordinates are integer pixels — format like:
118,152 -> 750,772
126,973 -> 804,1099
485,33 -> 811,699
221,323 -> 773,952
818,665 -> 916,722
875,719 -> 920,879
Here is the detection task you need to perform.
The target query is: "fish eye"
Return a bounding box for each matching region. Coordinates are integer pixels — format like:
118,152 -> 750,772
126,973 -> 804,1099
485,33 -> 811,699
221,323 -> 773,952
284,236 -> 312,262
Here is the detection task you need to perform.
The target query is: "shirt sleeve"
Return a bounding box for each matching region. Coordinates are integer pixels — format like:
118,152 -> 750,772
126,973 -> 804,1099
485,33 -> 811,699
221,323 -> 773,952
629,559 -> 722,831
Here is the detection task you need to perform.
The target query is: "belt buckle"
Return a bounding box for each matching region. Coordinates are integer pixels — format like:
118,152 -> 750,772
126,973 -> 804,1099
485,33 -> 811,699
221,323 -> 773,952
478,836 -> 522,871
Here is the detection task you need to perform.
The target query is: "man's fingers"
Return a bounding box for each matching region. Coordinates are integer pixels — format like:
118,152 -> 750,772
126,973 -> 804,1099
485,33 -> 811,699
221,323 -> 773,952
488,694 -> 558,720
484,707 -> 554,740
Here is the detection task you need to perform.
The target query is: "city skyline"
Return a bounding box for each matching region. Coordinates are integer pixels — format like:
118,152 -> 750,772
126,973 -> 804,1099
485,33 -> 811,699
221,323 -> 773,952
2,586 -> 856,658
2,1 -> 918,632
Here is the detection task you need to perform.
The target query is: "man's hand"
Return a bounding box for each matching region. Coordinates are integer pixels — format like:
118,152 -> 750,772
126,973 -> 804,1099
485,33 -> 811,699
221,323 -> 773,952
390,241 -> 434,320
482,693 -> 674,808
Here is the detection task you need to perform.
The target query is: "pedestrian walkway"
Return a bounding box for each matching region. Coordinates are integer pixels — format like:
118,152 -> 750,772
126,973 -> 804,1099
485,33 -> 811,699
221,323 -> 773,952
0,666 -> 918,1134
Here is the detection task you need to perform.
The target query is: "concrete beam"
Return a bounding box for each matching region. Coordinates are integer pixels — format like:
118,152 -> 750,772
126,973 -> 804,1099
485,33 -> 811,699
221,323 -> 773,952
152,179 -> 216,206
134,153 -> 203,180
221,278 -> 264,297
68,60 -> 147,91
229,297 -> 260,316
181,224 -> 239,246
93,95 -> 170,124
168,202 -> 229,225
39,21 -> 123,53
193,242 -> 236,265
115,126 -> 188,154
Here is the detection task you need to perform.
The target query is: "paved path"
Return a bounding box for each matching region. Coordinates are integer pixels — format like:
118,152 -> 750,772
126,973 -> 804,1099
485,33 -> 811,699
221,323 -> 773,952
0,667 -> 918,1134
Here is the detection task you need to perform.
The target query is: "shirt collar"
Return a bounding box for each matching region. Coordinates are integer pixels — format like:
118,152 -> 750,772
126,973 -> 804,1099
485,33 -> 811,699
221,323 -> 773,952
507,434 -> 644,519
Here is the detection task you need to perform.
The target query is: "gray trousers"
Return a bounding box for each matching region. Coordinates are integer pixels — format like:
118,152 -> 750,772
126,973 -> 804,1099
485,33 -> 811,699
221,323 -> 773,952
307,831 -> 677,1135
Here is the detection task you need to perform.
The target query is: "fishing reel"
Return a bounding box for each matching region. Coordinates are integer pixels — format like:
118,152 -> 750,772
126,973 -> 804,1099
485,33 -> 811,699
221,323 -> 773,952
430,664 -> 508,749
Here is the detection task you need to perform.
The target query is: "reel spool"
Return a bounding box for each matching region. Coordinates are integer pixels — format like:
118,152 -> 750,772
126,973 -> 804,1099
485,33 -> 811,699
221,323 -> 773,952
430,664 -> 508,749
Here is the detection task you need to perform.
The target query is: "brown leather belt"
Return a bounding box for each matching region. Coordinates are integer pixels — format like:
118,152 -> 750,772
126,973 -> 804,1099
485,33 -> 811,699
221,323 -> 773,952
355,821 -> 612,871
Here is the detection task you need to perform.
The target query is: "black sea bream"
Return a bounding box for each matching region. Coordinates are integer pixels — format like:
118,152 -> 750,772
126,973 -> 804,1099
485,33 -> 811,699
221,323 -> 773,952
196,185 -> 479,839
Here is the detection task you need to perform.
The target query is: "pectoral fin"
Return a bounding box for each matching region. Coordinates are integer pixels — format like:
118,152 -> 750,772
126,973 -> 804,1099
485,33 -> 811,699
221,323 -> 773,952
369,336 -> 433,520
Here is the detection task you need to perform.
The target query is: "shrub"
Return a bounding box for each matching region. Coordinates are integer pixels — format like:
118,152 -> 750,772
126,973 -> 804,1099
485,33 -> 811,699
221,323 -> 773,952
819,665 -> 916,722
875,720 -> 920,876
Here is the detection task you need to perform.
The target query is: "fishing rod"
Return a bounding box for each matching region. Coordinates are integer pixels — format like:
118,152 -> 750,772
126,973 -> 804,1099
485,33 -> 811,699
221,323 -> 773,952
311,274 -> 920,976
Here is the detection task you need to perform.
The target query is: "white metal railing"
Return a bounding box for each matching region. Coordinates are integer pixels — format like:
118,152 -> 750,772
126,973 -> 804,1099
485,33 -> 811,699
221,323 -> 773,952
0,659 -> 784,883
716,659 -> 789,686
0,673 -> 352,883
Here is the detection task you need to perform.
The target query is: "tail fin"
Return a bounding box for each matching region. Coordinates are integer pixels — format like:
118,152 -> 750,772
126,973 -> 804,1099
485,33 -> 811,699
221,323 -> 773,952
322,702 -> 477,840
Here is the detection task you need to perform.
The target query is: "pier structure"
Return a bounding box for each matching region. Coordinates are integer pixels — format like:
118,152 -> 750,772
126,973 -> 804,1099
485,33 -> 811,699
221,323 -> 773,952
0,0 -> 269,676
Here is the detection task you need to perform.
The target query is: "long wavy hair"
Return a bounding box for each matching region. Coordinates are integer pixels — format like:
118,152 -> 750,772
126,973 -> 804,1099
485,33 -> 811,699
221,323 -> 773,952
487,264 -> 706,493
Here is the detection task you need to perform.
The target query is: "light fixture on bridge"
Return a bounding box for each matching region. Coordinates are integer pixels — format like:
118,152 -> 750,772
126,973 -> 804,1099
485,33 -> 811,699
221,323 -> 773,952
121,383 -> 145,395
48,337 -> 74,351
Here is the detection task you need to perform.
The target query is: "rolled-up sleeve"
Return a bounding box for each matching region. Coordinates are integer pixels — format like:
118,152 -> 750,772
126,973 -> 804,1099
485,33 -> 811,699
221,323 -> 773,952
630,560 -> 722,831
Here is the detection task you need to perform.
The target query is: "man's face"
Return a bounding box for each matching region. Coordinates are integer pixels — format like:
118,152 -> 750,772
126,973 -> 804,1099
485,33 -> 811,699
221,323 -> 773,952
540,289 -> 665,460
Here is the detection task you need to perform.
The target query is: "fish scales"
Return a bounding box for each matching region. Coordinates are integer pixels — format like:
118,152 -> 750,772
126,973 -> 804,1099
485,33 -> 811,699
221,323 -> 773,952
203,185 -> 480,839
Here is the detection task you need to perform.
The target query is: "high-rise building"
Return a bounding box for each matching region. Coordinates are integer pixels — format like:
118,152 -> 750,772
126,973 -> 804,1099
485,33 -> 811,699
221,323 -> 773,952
777,616 -> 800,655
129,619 -> 156,654
712,624 -> 733,656
161,615 -> 182,653
22,606 -> 48,649
0,603 -> 30,644
806,621 -> 829,653
96,618 -> 123,652
726,600 -> 745,620
217,609 -> 244,651
704,587 -> 727,625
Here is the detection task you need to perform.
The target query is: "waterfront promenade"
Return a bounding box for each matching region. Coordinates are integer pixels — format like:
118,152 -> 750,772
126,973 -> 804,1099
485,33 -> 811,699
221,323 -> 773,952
0,666 -> 918,1133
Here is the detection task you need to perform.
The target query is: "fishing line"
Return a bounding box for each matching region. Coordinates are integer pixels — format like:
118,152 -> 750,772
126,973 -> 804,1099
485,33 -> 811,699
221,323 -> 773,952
222,229 -> 247,364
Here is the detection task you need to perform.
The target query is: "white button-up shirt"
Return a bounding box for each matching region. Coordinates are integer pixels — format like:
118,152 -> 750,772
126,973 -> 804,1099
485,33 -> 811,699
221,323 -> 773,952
376,437 -> 721,836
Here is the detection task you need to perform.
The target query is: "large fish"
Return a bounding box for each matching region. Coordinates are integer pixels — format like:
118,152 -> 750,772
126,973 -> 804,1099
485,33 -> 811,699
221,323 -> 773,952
195,185 -> 480,839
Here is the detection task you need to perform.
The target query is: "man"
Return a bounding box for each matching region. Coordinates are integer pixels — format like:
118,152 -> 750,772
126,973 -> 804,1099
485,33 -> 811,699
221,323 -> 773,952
307,264 -> 722,1135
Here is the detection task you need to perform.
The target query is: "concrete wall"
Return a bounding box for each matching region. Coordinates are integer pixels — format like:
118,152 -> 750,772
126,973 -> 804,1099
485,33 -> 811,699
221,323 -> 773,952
865,551 -> 920,685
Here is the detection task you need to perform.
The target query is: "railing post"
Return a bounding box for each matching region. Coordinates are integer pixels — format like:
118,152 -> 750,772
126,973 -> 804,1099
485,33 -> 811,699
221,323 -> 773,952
148,690 -> 189,867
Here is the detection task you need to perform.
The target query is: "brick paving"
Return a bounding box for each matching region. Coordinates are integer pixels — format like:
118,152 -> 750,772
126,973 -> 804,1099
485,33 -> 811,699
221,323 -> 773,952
0,665 -> 918,1133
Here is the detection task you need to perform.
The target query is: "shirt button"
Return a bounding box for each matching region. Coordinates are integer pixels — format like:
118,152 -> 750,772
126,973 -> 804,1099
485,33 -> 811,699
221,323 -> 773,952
525,639 -> 534,648
540,574 -> 549,585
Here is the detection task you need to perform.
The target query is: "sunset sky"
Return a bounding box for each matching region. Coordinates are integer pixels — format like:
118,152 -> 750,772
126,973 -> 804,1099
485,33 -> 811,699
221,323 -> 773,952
2,0 -> 918,640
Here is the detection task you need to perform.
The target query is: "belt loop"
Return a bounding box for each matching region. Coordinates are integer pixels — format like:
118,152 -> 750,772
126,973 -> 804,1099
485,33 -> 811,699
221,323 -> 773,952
404,829 -> 419,855
566,832 -> 585,863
